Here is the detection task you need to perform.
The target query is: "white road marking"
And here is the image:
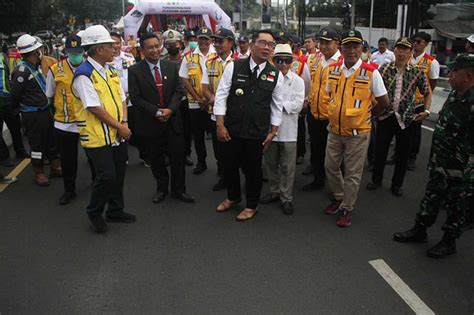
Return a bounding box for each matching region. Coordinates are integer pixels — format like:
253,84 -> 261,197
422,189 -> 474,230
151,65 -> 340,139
369,259 -> 435,315
422,125 -> 435,132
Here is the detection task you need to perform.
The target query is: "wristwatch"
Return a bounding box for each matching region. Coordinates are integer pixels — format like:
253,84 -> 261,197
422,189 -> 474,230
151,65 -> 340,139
424,109 -> 430,116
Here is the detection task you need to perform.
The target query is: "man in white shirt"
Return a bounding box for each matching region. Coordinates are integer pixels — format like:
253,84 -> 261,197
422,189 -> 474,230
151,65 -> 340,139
179,27 -> 216,175
260,44 -> 304,214
370,37 -> 395,68
236,36 -> 250,59
213,30 -> 284,221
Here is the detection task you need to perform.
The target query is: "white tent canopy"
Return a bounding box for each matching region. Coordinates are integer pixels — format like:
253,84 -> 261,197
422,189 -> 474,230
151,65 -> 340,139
123,0 -> 232,40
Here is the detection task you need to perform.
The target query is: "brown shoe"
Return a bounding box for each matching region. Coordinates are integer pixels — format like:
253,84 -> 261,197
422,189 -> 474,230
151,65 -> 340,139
33,165 -> 49,186
50,159 -> 63,177
216,198 -> 242,212
236,208 -> 258,222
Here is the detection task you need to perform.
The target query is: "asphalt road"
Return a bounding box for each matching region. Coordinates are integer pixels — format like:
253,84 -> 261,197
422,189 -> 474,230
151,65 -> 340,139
0,126 -> 473,314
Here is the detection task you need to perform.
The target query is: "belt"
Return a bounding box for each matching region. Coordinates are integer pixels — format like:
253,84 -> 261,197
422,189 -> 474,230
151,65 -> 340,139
20,104 -> 50,112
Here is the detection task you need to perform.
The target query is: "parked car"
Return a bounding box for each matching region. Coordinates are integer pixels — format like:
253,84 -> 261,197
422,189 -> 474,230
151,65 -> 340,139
34,30 -> 55,39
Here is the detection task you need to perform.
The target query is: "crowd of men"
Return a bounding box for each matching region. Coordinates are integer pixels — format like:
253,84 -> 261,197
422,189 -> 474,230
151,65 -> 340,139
0,25 -> 472,259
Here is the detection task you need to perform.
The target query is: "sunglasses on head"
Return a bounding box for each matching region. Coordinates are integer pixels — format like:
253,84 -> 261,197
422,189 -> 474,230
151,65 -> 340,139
275,58 -> 293,65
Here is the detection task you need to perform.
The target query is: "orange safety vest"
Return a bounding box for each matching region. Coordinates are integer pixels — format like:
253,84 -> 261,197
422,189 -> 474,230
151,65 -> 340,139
414,52 -> 435,104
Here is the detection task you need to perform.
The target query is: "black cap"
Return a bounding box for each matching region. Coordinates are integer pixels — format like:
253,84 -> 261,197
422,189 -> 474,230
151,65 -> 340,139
65,35 -> 83,53
197,27 -> 212,39
184,30 -> 196,39
238,35 -> 249,42
394,37 -> 413,49
446,53 -> 474,71
212,28 -> 235,40
290,34 -> 302,45
341,29 -> 363,45
275,31 -> 291,42
318,27 -> 340,41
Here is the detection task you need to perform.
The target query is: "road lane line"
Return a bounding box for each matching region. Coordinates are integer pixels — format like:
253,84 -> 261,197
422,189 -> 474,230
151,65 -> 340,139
422,125 -> 435,132
0,158 -> 30,193
369,259 -> 435,315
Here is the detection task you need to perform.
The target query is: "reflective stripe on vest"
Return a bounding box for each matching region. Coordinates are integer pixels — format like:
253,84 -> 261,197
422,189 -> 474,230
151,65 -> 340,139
0,55 -> 9,97
185,52 -> 216,103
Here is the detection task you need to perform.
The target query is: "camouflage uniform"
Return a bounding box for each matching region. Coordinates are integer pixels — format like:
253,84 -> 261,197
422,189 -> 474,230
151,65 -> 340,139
416,87 -> 474,238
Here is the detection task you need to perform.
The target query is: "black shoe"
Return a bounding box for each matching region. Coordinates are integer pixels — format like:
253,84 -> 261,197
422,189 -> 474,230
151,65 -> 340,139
302,165 -> 313,176
171,192 -> 195,203
393,223 -> 427,243
89,216 -> 107,233
391,186 -> 403,197
282,201 -> 294,215
193,163 -> 207,175
296,156 -> 304,165
185,155 -> 193,166
407,158 -> 416,171
426,236 -> 456,258
0,158 -> 14,167
302,180 -> 324,191
153,191 -> 168,203
59,191 -> 76,205
262,177 -> 269,182
212,177 -> 226,191
366,181 -> 381,191
141,159 -> 151,168
106,211 -> 137,223
15,150 -> 29,159
461,219 -> 474,231
260,193 -> 279,204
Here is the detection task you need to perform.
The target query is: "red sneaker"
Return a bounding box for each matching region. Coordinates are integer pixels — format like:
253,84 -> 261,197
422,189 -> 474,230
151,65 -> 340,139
324,200 -> 342,215
336,210 -> 352,227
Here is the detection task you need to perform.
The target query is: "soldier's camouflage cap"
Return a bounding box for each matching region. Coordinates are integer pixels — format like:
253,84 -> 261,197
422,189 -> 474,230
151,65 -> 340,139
446,53 -> 474,71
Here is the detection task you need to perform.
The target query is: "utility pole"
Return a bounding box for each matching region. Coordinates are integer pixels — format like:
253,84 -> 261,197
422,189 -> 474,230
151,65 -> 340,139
350,0 -> 355,28
368,0 -> 374,46
240,0 -> 243,31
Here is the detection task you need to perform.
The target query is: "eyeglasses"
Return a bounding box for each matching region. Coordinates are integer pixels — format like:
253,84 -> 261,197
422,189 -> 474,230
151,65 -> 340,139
255,40 -> 276,49
274,58 -> 293,65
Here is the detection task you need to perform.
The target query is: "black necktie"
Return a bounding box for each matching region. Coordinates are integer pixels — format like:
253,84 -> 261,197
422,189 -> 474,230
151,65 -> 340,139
251,65 -> 259,81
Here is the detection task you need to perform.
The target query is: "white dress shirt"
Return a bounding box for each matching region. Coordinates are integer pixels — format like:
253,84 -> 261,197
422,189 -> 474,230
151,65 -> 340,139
110,51 -> 135,96
273,70 -> 305,142
179,46 -> 216,109
321,50 -> 341,68
326,59 -> 387,98
213,57 -> 284,127
370,49 -> 396,68
412,53 -> 440,79
45,59 -> 78,133
294,62 -> 311,99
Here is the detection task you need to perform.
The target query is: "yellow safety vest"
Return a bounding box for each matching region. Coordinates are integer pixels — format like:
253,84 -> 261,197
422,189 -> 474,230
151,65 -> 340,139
184,51 -> 216,103
205,56 -> 233,94
50,60 -> 76,123
326,61 -> 375,136
414,53 -> 435,104
72,61 -> 123,148
307,52 -> 318,79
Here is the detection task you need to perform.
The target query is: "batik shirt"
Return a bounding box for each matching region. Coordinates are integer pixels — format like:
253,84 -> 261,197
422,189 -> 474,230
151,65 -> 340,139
378,62 -> 430,128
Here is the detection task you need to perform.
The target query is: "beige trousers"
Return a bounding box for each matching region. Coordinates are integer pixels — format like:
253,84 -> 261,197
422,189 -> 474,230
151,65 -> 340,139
264,141 -> 297,202
325,131 -> 370,211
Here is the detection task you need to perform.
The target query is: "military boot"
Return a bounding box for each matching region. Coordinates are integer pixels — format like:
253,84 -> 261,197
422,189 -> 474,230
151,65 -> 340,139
393,221 -> 427,243
33,165 -> 49,186
426,234 -> 456,258
50,159 -> 63,177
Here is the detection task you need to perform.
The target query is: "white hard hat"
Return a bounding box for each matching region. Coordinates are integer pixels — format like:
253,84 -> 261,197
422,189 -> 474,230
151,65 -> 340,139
80,25 -> 115,47
76,30 -> 85,38
16,34 -> 43,54
273,44 -> 293,57
467,34 -> 474,44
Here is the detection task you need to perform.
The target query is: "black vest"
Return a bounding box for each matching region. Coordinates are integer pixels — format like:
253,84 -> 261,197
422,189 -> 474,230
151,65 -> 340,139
225,58 -> 279,139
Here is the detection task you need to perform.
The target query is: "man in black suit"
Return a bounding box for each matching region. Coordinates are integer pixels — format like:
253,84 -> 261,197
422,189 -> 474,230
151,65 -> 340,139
128,33 -> 194,203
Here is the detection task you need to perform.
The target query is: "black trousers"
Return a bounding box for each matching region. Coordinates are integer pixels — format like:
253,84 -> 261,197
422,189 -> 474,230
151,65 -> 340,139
372,115 -> 415,188
0,98 -> 25,160
189,109 -> 210,165
367,118 -> 378,165
221,136 -> 264,209
210,120 -> 223,175
307,115 -> 328,183
297,114 -> 306,158
410,120 -> 422,159
128,106 -> 150,161
180,100 -> 192,156
147,125 -> 186,195
84,143 -> 128,217
22,110 -> 58,167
